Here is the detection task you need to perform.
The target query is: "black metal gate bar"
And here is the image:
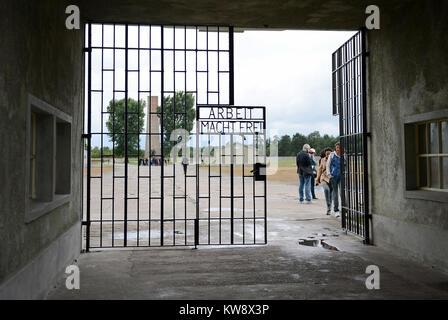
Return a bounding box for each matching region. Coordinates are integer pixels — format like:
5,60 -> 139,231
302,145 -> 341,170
111,24 -> 116,247
84,23 -> 239,249
229,27 -> 235,245
160,26 -> 165,246
196,105 -> 267,245
85,22 -> 92,252
361,29 -> 370,243
263,107 -> 267,244
332,29 -> 370,243
124,23 -> 129,247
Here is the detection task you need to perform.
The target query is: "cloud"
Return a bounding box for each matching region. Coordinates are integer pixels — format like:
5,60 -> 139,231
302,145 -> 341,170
88,27 -> 355,148
234,30 -> 356,137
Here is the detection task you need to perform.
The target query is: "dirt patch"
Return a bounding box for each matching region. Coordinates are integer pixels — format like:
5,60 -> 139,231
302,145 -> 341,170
208,166 -> 301,184
84,167 -> 113,176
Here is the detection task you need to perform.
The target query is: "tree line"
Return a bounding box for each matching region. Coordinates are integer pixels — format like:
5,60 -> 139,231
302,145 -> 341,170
104,92 -> 195,157
100,93 -> 338,158
268,131 -> 339,157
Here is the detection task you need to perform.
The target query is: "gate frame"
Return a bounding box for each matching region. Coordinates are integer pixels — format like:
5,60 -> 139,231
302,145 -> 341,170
332,28 -> 371,244
82,22 -> 267,251
196,104 -> 268,246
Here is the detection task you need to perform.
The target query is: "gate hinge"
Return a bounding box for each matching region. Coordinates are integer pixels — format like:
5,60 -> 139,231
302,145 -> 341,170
82,133 -> 91,139
83,47 -> 92,53
366,132 -> 372,138
81,221 -> 89,226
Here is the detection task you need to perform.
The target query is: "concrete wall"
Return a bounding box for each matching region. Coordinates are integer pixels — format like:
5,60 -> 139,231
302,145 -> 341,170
368,1 -> 448,270
0,0 -> 84,298
0,0 -> 447,299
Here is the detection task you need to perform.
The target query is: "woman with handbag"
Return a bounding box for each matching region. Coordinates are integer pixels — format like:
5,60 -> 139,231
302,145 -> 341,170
316,148 -> 333,215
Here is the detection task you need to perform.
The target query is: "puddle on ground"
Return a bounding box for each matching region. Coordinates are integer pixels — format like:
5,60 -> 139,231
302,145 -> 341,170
203,207 -> 261,213
112,229 -> 183,240
298,239 -> 339,251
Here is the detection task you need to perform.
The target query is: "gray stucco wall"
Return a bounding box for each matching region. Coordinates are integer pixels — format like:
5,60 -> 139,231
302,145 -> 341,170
0,0 -> 446,298
368,1 -> 448,270
0,0 -> 83,296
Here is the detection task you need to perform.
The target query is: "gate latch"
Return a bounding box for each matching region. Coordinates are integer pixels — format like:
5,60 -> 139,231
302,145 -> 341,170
251,162 -> 266,181
182,157 -> 189,175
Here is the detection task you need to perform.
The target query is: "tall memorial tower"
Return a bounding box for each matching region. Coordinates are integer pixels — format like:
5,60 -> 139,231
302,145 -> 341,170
144,96 -> 161,159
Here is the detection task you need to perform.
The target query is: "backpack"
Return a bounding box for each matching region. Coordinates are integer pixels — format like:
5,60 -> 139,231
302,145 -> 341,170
330,152 -> 341,179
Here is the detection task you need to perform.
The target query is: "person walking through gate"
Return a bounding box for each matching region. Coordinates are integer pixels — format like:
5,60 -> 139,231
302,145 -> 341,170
296,144 -> 314,204
309,148 -> 318,200
326,142 -> 341,217
316,148 -> 333,215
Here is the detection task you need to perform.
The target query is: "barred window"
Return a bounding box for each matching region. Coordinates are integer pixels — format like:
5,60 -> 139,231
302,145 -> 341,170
416,119 -> 448,191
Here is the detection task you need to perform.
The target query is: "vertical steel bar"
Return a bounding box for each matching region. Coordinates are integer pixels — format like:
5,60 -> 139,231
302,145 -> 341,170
230,132 -> 234,244
112,24 -> 116,247
208,132 -> 211,244
229,26 -> 234,245
229,27 -> 234,104
345,42 -> 351,233
351,36 -> 360,236
173,26 -> 176,245
86,22 -> 92,252
124,23 -> 129,247
195,26 -> 199,246
206,27 -> 211,244
148,25 -> 152,246
184,25 -> 188,245
100,24 -> 104,247
253,133 -> 257,244
338,46 -> 346,230
361,28 -> 370,244
356,35 -> 362,236
217,28 -> 222,245
242,133 -> 245,244
263,107 -> 267,244
137,24 -> 141,246
160,25 -> 165,246
81,24 -> 86,251
219,133 -> 222,244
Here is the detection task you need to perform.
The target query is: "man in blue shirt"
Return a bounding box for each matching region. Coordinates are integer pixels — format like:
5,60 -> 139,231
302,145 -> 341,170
326,142 -> 341,217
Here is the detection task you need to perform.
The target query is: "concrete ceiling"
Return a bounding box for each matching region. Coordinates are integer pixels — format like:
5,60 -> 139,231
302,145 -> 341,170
79,0 -> 412,30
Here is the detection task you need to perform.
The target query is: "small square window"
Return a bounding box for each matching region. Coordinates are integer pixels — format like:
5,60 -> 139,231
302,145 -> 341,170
415,119 -> 447,191
443,157 -> 448,190
417,124 -> 426,154
442,122 -> 448,153
26,94 -> 72,223
429,122 -> 439,154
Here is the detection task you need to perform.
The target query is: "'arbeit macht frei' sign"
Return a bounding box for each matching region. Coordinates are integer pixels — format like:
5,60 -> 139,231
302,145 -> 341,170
197,105 -> 265,134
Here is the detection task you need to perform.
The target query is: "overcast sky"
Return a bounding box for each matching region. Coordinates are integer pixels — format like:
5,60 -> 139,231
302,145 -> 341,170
88,26 -> 355,148
234,30 -> 355,138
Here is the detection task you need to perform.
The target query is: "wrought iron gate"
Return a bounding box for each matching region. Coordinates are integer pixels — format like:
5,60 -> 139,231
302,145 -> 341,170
196,105 -> 267,245
82,23 -> 267,250
332,29 -> 370,243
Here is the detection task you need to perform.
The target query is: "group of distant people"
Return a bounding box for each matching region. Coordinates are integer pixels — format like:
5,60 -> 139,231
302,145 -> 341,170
138,157 -> 169,166
296,142 -> 341,217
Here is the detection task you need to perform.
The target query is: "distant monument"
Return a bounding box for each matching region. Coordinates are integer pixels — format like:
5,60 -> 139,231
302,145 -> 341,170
144,96 -> 161,159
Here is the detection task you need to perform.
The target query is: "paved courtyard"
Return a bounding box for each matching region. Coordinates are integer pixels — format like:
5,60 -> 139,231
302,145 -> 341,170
48,165 -> 448,299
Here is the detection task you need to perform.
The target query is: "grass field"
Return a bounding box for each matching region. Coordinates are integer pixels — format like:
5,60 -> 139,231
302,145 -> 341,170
86,159 -> 304,185
208,165 -> 300,184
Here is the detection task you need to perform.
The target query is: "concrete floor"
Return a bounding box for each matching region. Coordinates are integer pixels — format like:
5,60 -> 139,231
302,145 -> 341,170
48,171 -> 448,299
